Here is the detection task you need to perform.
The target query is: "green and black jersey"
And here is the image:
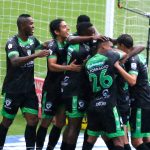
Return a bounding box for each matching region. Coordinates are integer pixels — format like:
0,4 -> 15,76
61,43 -> 91,98
85,50 -> 122,108
2,35 -> 40,94
125,54 -> 150,109
116,64 -> 130,111
43,39 -> 69,95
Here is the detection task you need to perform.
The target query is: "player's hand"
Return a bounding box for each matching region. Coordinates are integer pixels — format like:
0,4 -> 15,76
114,61 -> 120,68
36,50 -> 50,58
68,59 -> 82,72
92,35 -> 109,41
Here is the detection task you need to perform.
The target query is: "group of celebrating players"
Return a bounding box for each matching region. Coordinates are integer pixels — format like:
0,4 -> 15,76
0,13 -> 150,150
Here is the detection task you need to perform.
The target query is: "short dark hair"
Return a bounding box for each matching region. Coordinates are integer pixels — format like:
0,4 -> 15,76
17,14 -> 31,29
49,18 -> 64,39
117,34 -> 133,48
77,22 -> 93,36
77,15 -> 90,24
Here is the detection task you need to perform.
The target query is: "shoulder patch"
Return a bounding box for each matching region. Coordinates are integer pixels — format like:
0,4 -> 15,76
8,44 -> 13,49
131,63 -> 137,70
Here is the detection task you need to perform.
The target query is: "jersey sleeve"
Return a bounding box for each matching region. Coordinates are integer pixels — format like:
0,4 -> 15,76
6,37 -> 19,59
110,50 -> 121,64
128,57 -> 139,76
34,37 -> 43,50
47,40 -> 57,59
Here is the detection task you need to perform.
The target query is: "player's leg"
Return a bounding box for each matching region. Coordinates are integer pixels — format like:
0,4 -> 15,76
120,108 -> 132,150
46,105 -> 66,150
0,93 -> 19,149
36,91 -> 54,150
82,101 -> 101,150
82,134 -> 98,150
130,108 -> 150,150
101,135 -> 114,150
22,90 -> 39,150
143,137 -> 150,149
61,96 -> 86,150
104,107 -> 125,150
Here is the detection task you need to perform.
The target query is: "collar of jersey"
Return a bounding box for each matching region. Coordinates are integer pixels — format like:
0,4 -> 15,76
17,37 -> 31,47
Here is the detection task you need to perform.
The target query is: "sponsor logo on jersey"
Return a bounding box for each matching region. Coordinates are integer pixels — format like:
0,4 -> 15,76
95,101 -> 106,107
102,89 -> 110,99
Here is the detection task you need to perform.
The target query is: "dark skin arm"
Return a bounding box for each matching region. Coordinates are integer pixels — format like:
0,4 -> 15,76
121,45 -> 145,63
10,50 -> 49,67
67,35 -> 108,44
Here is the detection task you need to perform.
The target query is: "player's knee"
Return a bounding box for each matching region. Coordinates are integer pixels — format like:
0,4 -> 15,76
87,136 -> 97,144
131,138 -> 143,148
112,136 -> 124,147
1,117 -> 13,128
25,115 -> 39,126
54,119 -> 65,128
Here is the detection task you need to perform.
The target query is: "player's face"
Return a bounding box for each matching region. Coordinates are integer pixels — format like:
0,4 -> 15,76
86,26 -> 95,36
23,17 -> 34,36
57,21 -> 70,39
117,43 -> 126,52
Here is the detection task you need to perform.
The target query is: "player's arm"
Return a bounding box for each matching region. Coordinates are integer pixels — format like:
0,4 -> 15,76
9,50 -> 50,67
48,57 -> 81,72
67,35 -> 108,44
113,48 -> 127,60
128,45 -> 145,58
120,45 -> 145,64
114,61 -> 137,86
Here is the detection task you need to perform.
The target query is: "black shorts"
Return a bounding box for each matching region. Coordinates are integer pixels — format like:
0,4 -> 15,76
87,104 -> 124,138
42,91 -> 64,119
64,96 -> 88,118
117,105 -> 130,125
2,90 -> 38,119
130,107 -> 150,138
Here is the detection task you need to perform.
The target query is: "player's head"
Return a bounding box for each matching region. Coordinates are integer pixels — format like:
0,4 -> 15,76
77,15 -> 90,24
17,14 -> 34,36
96,39 -> 112,53
49,18 -> 70,39
77,22 -> 94,36
117,34 -> 133,51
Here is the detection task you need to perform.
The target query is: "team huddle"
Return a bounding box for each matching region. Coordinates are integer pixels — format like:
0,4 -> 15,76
0,13 -> 150,150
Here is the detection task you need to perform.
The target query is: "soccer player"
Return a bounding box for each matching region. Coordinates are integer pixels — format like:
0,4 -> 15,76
102,38 -> 145,150
0,14 -> 50,150
82,40 -> 126,150
114,34 -> 150,150
36,18 -> 83,150
60,22 -> 97,150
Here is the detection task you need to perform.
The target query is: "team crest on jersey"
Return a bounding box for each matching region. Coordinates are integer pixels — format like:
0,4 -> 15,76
102,89 -> 110,99
8,44 -> 13,49
131,63 -> 137,70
